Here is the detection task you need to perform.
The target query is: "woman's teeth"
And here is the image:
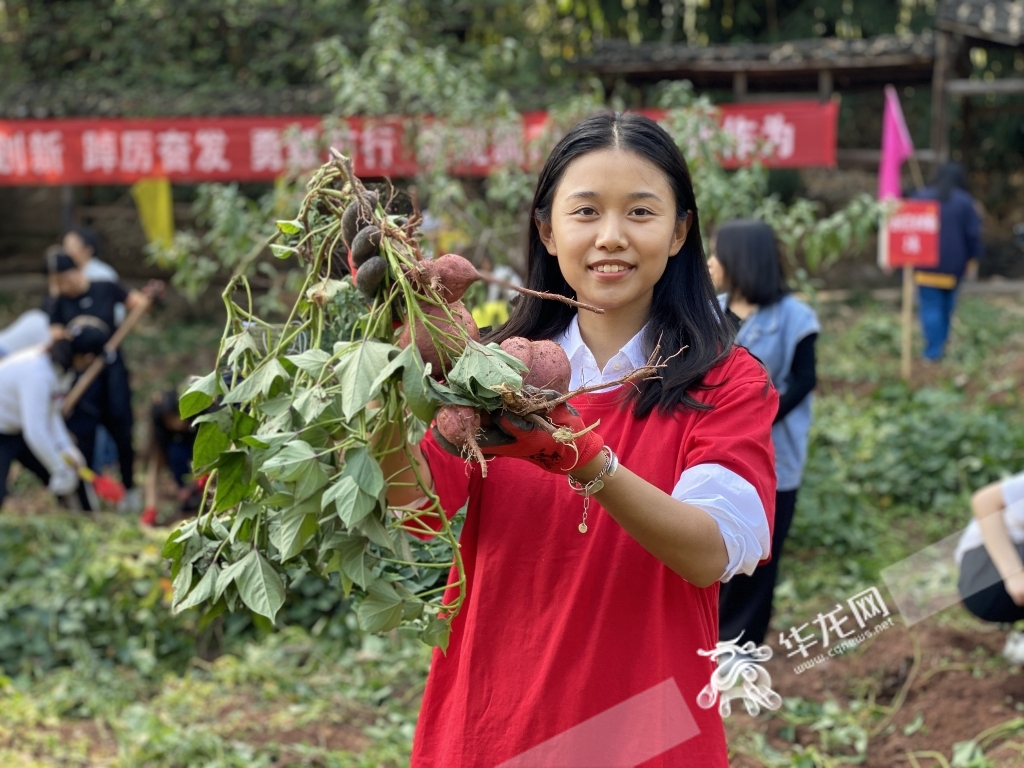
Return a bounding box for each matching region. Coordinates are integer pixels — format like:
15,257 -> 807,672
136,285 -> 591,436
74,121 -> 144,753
593,264 -> 629,273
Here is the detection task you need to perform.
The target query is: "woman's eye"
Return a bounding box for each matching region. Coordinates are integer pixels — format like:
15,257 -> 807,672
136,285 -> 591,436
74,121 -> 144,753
573,206 -> 598,216
631,207 -> 653,217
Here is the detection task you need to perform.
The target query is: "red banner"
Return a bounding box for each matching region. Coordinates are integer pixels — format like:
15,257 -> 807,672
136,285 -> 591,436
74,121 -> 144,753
0,102 -> 836,186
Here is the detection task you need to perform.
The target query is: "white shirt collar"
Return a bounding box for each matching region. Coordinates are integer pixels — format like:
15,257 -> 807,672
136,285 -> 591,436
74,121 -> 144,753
553,315 -> 649,391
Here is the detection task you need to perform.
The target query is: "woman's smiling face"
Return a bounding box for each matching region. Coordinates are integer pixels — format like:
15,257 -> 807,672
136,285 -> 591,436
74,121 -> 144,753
538,148 -> 691,318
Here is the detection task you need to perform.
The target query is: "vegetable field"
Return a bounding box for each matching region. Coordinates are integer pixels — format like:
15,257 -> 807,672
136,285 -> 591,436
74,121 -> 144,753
1,289 -> 1024,766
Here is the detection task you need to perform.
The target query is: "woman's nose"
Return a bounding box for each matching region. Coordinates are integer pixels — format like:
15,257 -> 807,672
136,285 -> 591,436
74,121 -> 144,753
595,216 -> 628,251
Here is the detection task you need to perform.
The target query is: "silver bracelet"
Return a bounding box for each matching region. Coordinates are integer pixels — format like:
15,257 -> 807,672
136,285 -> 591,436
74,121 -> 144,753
567,447 -> 618,533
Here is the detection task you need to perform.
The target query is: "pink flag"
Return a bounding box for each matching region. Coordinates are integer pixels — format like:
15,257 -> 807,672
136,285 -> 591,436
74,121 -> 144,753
878,85 -> 914,199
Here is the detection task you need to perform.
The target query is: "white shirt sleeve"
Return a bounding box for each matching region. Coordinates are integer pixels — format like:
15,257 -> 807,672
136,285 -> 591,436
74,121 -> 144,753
671,463 -> 771,582
1003,472 -> 1024,508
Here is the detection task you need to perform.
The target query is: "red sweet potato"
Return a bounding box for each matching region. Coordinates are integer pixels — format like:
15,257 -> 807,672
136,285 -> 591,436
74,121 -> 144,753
435,404 -> 487,475
499,337 -> 534,369
523,340 -> 571,394
435,404 -> 481,447
433,254 -> 479,302
397,300 -> 480,376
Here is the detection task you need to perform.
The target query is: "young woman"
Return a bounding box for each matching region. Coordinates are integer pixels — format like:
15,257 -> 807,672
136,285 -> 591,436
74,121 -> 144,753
957,471 -> 1024,663
708,219 -> 819,648
388,114 -> 778,767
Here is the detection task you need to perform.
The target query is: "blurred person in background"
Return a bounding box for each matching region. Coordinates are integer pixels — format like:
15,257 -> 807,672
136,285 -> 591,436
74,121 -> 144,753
62,225 -> 119,285
909,162 -> 983,362
45,253 -> 148,510
957,471 -> 1024,664
0,309 -> 51,358
52,229 -> 124,476
140,386 -> 204,527
0,327 -> 108,510
708,219 -> 819,648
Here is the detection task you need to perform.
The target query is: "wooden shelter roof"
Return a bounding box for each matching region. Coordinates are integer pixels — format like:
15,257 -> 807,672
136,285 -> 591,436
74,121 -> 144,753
937,0 -> 1024,46
573,32 -> 936,91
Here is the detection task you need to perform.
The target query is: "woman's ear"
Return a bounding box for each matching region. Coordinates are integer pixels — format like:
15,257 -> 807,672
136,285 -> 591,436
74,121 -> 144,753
537,220 -> 557,256
669,211 -> 692,257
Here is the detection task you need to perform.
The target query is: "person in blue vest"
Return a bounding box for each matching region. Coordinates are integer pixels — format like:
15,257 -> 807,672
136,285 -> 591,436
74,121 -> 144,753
909,162 -> 983,361
708,219 -> 820,647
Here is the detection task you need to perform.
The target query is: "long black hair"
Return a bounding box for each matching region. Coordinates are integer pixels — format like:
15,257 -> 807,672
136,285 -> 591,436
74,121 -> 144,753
487,112 -> 734,416
714,219 -> 789,307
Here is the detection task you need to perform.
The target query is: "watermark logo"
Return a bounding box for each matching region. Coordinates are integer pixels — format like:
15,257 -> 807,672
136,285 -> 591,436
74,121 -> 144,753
696,636 -> 782,717
780,586 -> 896,674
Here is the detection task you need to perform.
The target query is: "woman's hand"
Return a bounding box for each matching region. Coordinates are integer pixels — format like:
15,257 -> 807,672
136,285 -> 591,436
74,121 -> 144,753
432,390 -> 605,475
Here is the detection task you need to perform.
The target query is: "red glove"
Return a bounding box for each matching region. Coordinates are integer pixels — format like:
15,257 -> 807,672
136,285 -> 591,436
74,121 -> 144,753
480,400 -> 604,475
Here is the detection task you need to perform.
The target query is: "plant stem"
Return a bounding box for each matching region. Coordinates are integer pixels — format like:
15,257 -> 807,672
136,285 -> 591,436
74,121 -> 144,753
476,270 -> 604,313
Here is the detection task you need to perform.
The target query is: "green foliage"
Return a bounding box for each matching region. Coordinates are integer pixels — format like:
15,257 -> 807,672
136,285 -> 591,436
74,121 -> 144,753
0,513 -> 359,680
657,82 -> 882,289
0,0 -> 364,92
165,163 -> 504,648
148,182 -> 307,314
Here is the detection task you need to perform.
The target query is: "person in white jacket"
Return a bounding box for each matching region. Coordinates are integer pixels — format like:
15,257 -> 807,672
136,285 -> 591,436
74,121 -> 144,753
0,326 -> 106,509
0,309 -> 51,358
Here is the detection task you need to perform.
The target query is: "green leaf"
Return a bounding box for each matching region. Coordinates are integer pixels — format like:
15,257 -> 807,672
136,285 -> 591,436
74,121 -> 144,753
356,510 -> 395,552
277,501 -> 320,562
232,408 -> 259,439
421,616 -> 451,652
222,359 -> 290,405
171,560 -> 193,605
446,339 -> 523,409
343,447 -> 384,497
334,340 -> 397,419
258,394 -> 293,418
322,476 -> 377,527
356,581 -> 405,633
162,520 -> 195,560
370,346 -> 411,394
275,219 -> 304,235
401,599 -> 424,621
241,431 -> 295,451
213,451 -> 250,512
262,440 -> 318,482
194,421 -> 231,469
173,563 -> 219,614
236,550 -> 286,622
294,461 -> 329,501
214,556 -> 250,603
287,348 -> 332,377
270,243 -> 297,259
228,502 -> 259,543
224,332 -> 260,366
180,371 -> 220,418
338,535 -> 374,588
403,352 -> 438,422
293,386 -> 332,424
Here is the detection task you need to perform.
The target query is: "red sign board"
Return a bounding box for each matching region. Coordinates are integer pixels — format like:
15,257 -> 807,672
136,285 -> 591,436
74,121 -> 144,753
0,102 -> 837,186
879,200 -> 940,269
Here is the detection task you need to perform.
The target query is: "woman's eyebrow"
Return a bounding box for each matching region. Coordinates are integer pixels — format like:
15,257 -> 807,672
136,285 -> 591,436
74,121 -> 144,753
564,190 -> 663,201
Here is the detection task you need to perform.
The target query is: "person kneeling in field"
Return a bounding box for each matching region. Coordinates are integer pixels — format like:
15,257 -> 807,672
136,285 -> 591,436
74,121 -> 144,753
139,386 -> 206,527
0,326 -> 107,510
958,471 -> 1024,663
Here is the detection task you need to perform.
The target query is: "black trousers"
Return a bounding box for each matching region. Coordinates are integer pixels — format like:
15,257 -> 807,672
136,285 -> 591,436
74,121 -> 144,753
959,543 -> 1024,624
0,432 -> 51,508
0,432 -> 94,511
719,488 -> 799,647
66,356 -> 135,490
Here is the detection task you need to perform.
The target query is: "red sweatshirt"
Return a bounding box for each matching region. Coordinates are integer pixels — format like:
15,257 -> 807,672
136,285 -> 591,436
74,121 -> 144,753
412,347 -> 777,767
